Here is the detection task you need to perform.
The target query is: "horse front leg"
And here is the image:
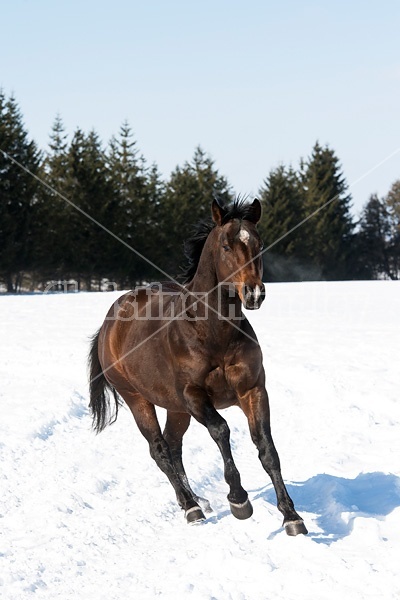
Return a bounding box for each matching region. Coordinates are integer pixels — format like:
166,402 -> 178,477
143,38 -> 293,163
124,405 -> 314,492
184,385 -> 253,520
240,386 -> 308,536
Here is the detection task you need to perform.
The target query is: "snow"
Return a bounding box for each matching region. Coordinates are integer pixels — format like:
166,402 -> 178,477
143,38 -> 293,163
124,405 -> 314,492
1,281 -> 399,600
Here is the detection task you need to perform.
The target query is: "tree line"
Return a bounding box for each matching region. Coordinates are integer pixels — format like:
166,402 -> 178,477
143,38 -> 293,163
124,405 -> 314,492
0,90 -> 399,293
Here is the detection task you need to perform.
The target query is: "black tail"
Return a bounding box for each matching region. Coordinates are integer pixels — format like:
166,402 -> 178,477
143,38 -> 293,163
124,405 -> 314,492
88,329 -> 123,433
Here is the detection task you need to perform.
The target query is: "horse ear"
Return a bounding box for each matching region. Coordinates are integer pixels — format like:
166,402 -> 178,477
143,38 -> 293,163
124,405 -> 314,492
248,198 -> 262,224
211,199 -> 227,226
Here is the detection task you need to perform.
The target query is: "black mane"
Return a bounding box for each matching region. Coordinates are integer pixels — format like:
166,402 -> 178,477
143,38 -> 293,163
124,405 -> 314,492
219,195 -> 258,224
180,197 -> 256,283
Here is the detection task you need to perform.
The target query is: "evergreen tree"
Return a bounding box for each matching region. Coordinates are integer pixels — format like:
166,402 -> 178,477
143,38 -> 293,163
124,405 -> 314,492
162,146 -> 233,276
384,180 -> 400,278
35,115 -> 72,286
301,142 -> 355,279
139,163 -> 167,282
386,179 -> 400,225
0,92 -> 41,292
66,128 -> 113,289
258,165 -> 313,280
106,122 -> 150,286
356,194 -> 394,279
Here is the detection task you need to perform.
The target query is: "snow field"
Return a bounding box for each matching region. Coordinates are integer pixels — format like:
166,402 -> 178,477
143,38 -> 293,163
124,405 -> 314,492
1,281 -> 399,599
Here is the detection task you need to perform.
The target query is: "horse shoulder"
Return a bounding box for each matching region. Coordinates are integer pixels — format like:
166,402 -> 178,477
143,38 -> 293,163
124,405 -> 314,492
224,328 -> 265,398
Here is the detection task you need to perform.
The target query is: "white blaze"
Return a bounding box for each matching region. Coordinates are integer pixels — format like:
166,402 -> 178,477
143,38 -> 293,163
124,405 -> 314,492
254,285 -> 261,301
239,229 -> 250,245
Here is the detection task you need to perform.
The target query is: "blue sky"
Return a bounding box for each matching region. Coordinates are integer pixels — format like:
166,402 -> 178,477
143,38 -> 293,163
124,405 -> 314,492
1,0 -> 399,214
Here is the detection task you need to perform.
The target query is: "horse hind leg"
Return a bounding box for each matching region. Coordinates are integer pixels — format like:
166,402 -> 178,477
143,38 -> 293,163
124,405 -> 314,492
123,392 -> 206,524
163,411 -> 213,516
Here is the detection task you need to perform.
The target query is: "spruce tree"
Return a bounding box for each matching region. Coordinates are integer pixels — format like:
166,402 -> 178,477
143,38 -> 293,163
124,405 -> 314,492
35,115 -> 72,286
107,122 -> 150,286
302,142 -> 355,280
386,179 -> 400,225
0,92 -> 41,292
384,180 -> 400,278
356,194 -> 394,279
163,146 -> 233,276
139,163 -> 167,283
66,128 -> 112,289
258,165 -> 311,281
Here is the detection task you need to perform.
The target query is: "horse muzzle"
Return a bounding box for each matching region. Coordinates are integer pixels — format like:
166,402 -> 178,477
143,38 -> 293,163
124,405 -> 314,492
242,283 -> 265,310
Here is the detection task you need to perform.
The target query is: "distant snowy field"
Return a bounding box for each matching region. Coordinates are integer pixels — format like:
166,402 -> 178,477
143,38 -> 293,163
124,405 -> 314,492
1,281 -> 399,600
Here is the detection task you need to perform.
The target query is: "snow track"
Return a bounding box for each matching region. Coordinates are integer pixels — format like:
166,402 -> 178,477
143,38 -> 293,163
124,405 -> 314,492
1,282 -> 399,599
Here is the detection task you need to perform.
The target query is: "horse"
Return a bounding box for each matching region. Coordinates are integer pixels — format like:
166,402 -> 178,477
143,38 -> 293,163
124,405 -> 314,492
88,197 -> 307,536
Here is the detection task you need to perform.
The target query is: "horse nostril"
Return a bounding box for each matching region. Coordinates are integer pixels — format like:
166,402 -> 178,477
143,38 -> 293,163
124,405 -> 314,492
253,284 -> 264,304
243,285 -> 252,300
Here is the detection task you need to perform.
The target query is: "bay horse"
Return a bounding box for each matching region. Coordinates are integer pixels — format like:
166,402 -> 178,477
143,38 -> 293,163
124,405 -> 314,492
88,198 -> 307,536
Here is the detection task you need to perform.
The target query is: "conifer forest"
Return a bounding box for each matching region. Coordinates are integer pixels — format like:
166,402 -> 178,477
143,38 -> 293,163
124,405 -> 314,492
1,90 -> 399,293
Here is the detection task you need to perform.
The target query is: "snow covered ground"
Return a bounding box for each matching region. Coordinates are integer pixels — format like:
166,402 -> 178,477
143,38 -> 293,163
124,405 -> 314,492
1,281 -> 399,600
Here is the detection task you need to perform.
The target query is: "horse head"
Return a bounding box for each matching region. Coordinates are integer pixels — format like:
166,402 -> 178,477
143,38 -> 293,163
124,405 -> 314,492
211,198 -> 266,310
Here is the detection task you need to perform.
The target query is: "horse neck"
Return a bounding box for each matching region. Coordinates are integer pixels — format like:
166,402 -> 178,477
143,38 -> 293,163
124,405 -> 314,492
186,233 -> 242,325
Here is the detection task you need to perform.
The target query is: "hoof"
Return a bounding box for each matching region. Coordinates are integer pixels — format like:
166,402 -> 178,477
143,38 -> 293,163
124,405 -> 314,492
229,498 -> 253,520
284,519 -> 308,536
185,506 -> 206,524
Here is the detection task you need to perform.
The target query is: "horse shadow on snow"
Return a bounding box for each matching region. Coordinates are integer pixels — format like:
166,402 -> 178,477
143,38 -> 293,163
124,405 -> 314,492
254,472 -> 400,544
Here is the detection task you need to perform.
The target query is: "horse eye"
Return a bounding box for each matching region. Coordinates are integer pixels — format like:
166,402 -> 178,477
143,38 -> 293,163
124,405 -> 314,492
222,244 -> 231,252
